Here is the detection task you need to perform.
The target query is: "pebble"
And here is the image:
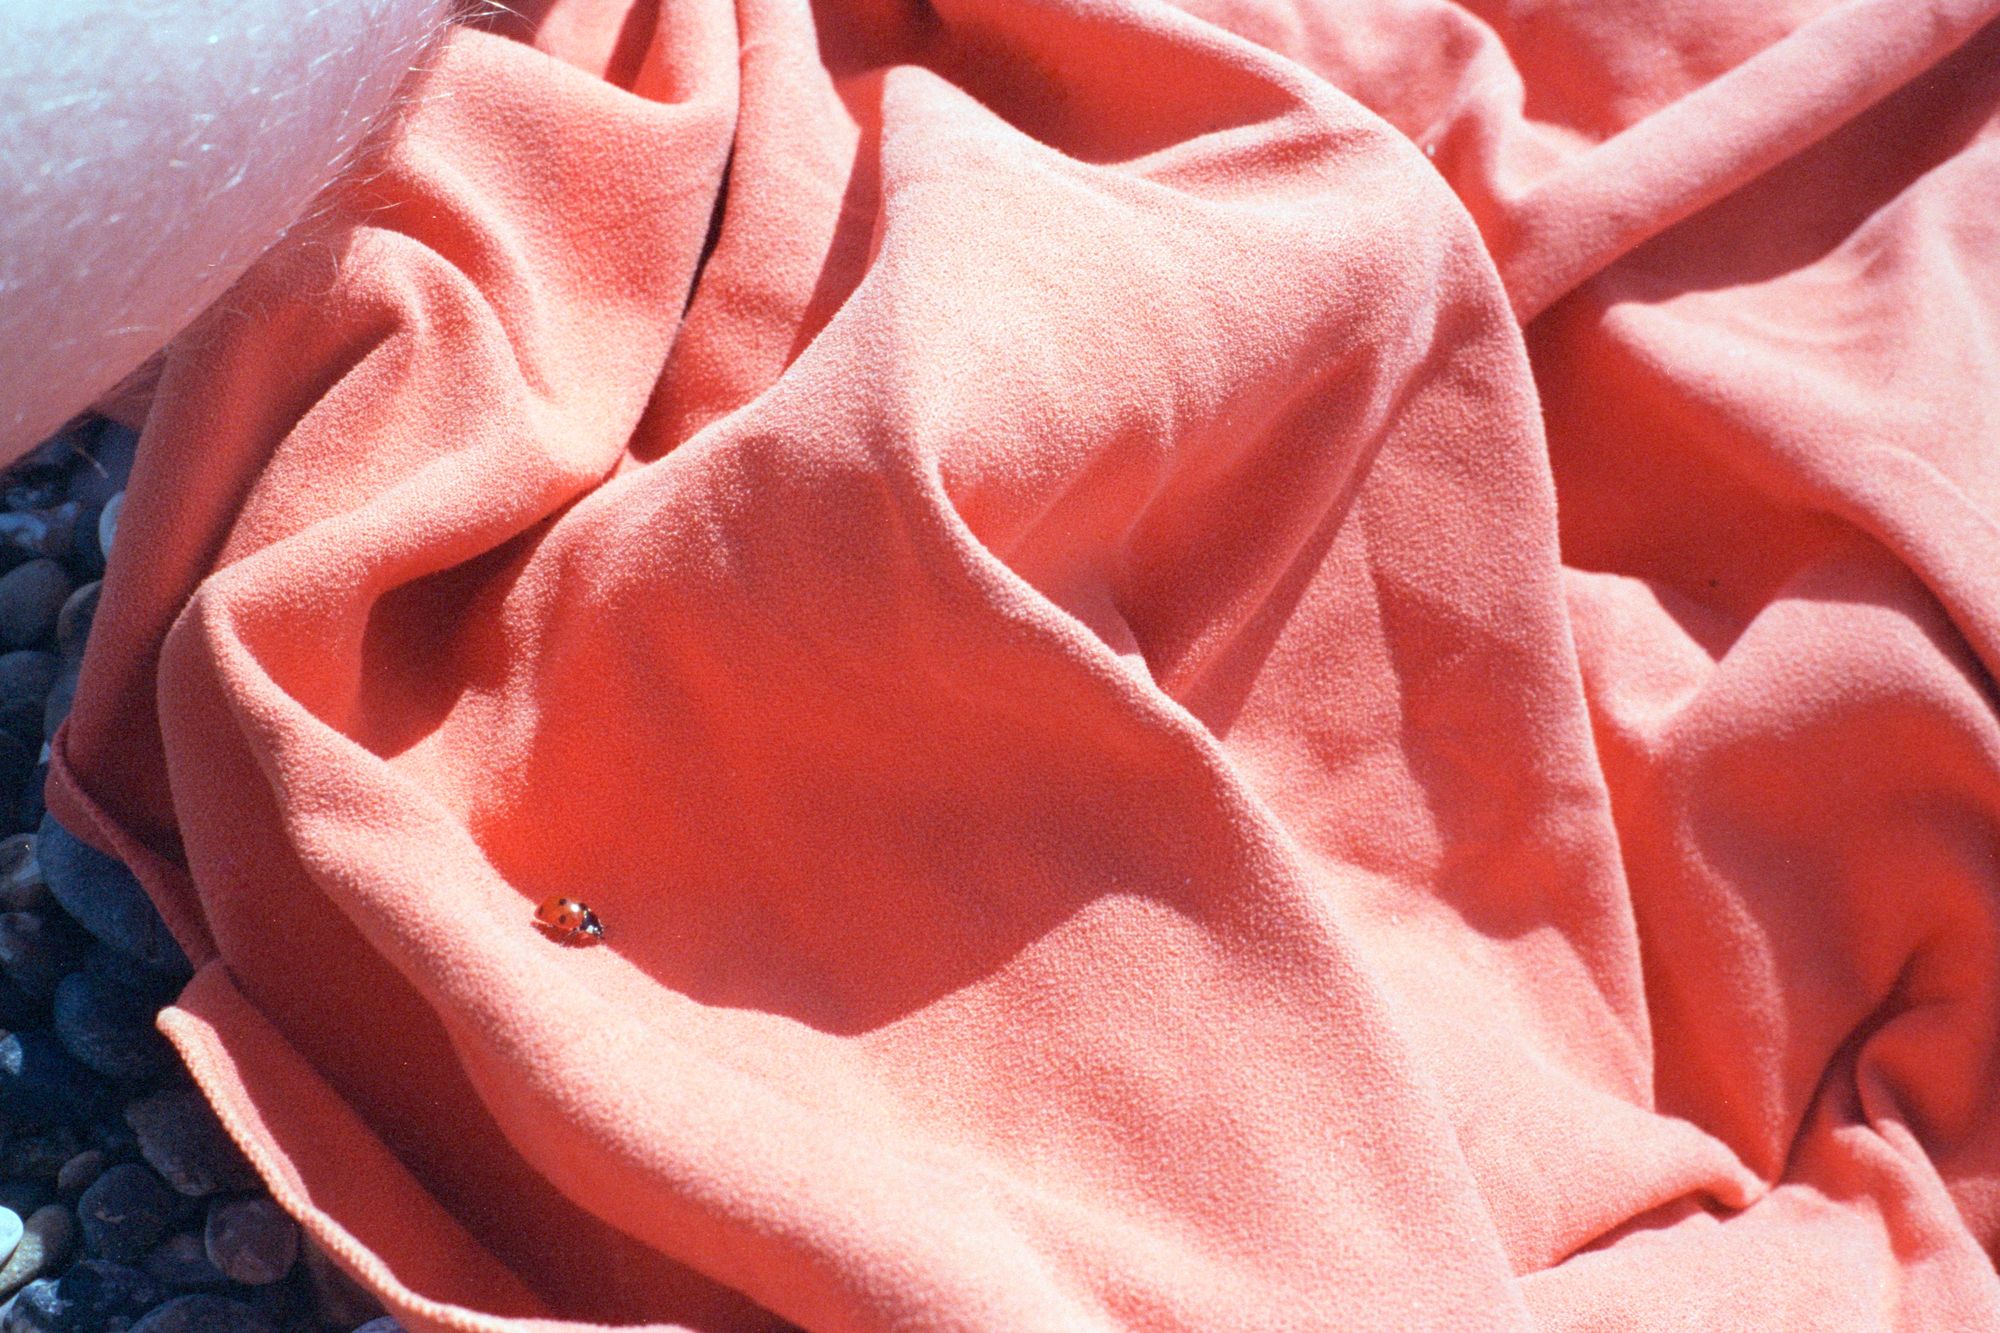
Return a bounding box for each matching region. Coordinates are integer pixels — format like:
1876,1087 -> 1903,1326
200,1198 -> 295,1287
51,586 -> 96,665
96,497 -> 121,567
53,1257 -> 164,1323
0,741 -> 29,827
34,816 -> 188,976
66,427 -> 135,511
35,665 -> 73,749
0,913 -> 86,1000
0,836 -> 45,912
123,1088 -> 258,1198
0,564 -> 71,654
0,1211 -> 19,1271
0,1127 -> 81,1183
353,1320 -> 408,1333
52,971 -> 175,1083
0,662 -> 55,759
0,478 -> 62,516
0,1206 -> 72,1299
125,1292 -> 276,1333
76,1164 -> 175,1263
80,945 -> 182,1009
0,1032 -> 111,1126
138,1233 -> 226,1291
0,1277 -> 62,1331
0,508 -> 75,569
53,1152 -> 104,1202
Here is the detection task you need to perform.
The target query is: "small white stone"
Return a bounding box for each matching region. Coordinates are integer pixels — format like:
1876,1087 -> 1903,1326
0,1206 -> 20,1268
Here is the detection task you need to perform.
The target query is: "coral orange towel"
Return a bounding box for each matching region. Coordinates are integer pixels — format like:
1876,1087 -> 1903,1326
47,0 -> 2000,1327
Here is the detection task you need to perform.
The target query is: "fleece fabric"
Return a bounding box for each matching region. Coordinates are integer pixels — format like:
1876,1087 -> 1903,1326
46,0 -> 2000,1328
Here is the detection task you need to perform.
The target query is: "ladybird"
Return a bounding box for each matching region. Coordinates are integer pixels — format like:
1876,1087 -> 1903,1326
534,896 -> 605,942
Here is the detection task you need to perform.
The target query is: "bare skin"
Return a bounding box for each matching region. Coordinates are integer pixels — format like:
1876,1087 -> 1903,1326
0,0 -> 458,462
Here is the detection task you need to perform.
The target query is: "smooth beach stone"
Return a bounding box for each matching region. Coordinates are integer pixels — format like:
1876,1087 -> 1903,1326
0,1277 -> 62,1332
0,479 -> 62,516
0,837 -> 45,913
9,782 -> 41,851
80,945 -> 183,1009
0,660 -> 56,749
53,1151 -> 104,1204
140,1232 -> 227,1291
51,584 -> 97,662
77,1164 -> 176,1263
126,1293 -> 275,1333
53,1259 -> 164,1325
0,564 -> 70,654
34,665 -> 73,750
0,1033 -> 110,1127
123,1088 -> 257,1198
352,1320 -> 408,1333
0,1206 -> 71,1301
0,1209 -> 20,1270
0,742 -> 30,827
0,509 -> 75,569
0,1126 -> 81,1183
0,914 -> 86,1000
68,427 -> 136,511
34,816 -> 189,977
96,496 -> 121,566
202,1198 -> 296,1287
52,971 -> 175,1084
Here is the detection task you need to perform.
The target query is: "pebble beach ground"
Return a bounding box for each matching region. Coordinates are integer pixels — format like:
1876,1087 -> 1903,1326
0,417 -> 404,1333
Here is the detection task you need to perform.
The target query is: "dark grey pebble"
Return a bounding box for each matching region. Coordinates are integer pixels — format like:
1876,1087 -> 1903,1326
0,563 -> 71,653
67,426 -> 136,511
126,1292 -> 275,1333
76,1164 -> 176,1263
0,1126 -> 82,1182
0,507 -> 76,569
52,584 -> 97,663
11,774 -> 43,852
140,1232 -> 228,1290
0,836 -> 44,913
123,1088 -> 258,1198
0,912 -> 87,999
0,1276 -> 64,1332
0,660 -> 55,756
81,944 -> 183,1009
37,662 -> 74,748
0,1032 -> 111,1126
0,739 -> 31,824
201,1198 -> 295,1287
55,1258 -> 165,1323
53,970 -> 176,1083
35,816 -> 188,977
1,477 -> 64,515
53,1151 -> 104,1202
351,1321 -> 408,1333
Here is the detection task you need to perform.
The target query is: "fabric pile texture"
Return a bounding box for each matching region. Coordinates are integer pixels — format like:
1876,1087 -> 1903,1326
46,0 -> 2000,1327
